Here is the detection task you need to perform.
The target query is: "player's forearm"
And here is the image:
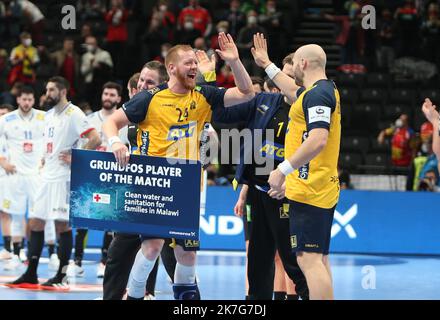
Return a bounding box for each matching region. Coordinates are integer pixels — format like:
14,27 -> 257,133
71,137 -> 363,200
239,184 -> 249,201
83,134 -> 102,150
286,133 -> 327,170
272,71 -> 300,103
229,58 -> 254,96
433,120 -> 440,158
103,119 -> 121,141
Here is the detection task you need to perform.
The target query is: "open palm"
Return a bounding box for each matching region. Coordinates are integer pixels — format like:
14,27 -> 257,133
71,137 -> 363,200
195,50 -> 216,74
215,32 -> 239,63
251,33 -> 271,68
422,98 -> 439,124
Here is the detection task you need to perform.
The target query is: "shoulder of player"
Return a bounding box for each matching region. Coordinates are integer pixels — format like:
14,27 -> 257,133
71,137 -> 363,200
303,80 -> 336,103
3,111 -> 19,122
87,111 -> 99,119
34,109 -> 46,121
65,104 -> 87,117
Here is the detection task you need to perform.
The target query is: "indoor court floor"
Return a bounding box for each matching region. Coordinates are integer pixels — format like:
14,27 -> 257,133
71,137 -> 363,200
0,250 -> 439,300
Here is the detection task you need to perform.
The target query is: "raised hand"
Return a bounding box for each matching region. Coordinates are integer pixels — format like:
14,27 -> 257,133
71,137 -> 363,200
251,33 -> 271,68
215,32 -> 239,63
195,50 -> 216,74
422,98 -> 439,124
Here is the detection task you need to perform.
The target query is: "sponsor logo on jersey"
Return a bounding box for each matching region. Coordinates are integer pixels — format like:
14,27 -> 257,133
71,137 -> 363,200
260,140 -> 284,161
167,122 -> 196,141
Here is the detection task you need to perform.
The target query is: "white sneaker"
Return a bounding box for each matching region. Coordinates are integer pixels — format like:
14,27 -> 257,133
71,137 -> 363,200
48,254 -> 60,271
3,255 -> 25,271
144,294 -> 156,300
66,262 -> 85,278
96,262 -> 105,278
0,249 -> 12,260
19,249 -> 28,262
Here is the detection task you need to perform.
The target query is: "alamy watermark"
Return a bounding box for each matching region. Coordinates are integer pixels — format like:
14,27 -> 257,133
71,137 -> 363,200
362,5 -> 376,30
362,265 -> 376,290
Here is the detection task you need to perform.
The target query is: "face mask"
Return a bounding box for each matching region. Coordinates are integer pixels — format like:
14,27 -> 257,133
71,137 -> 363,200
421,143 -> 430,153
23,39 -> 32,46
86,44 -> 95,53
218,28 -> 227,33
161,50 -> 168,58
395,119 -> 403,128
248,16 -> 257,25
268,7 -> 276,13
159,5 -> 167,11
184,22 -> 194,30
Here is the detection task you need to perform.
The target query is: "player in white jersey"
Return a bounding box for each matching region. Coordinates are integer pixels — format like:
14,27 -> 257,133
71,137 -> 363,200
70,82 -> 129,279
0,87 -> 44,270
6,77 -> 101,290
0,104 -> 14,260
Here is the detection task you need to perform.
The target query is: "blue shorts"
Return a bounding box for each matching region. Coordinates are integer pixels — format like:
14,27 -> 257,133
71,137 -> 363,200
288,200 -> 335,255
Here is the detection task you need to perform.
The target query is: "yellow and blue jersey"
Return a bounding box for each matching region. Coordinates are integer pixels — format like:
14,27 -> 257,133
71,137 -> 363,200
122,83 -> 226,161
285,79 -> 341,209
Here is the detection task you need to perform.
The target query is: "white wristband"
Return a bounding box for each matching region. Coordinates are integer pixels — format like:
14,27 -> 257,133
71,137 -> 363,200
108,136 -> 122,148
278,160 -> 295,176
265,63 -> 281,80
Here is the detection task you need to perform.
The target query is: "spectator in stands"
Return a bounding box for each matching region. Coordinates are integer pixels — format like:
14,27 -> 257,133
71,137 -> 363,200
407,135 -> 435,191
420,3 -> 440,68
259,0 -> 285,64
143,14 -> 169,62
210,21 -> 229,51
418,170 -> 439,192
105,0 -> 129,78
241,0 -> 267,15
77,0 -> 106,21
0,0 -> 22,49
217,64 -> 235,88
237,10 -> 266,76
152,0 -> 176,44
76,23 -> 93,55
394,0 -> 420,58
194,37 -> 214,56
178,0 -> 212,38
222,0 -> 245,37
376,8 -> 397,71
8,32 -> 39,86
176,14 -> 202,45
378,113 -> 417,167
50,37 -> 80,98
420,120 -> 434,143
19,0 -> 45,45
153,43 -> 172,63
0,48 -> 7,76
0,81 -> 22,108
80,35 -> 113,109
323,1 -> 364,69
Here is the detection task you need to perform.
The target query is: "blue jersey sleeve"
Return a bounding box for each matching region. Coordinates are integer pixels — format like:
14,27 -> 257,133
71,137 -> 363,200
302,81 -> 336,132
198,85 -> 227,110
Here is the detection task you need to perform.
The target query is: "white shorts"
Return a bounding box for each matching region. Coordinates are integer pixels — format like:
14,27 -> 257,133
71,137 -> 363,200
0,176 -> 5,212
2,174 -> 41,216
30,180 -> 71,221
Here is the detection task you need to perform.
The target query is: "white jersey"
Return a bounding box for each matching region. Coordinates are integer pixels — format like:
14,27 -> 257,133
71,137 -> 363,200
0,135 -> 7,178
0,109 -> 46,176
41,103 -> 93,182
87,110 -> 129,152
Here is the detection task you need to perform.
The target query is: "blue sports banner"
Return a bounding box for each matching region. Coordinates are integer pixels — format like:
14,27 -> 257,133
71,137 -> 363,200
69,149 -> 201,240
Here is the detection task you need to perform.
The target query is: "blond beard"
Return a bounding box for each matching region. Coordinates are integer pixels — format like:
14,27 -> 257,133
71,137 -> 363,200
176,71 -> 196,90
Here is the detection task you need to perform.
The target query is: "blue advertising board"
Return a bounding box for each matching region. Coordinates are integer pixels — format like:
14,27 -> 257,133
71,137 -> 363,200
69,149 -> 201,240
